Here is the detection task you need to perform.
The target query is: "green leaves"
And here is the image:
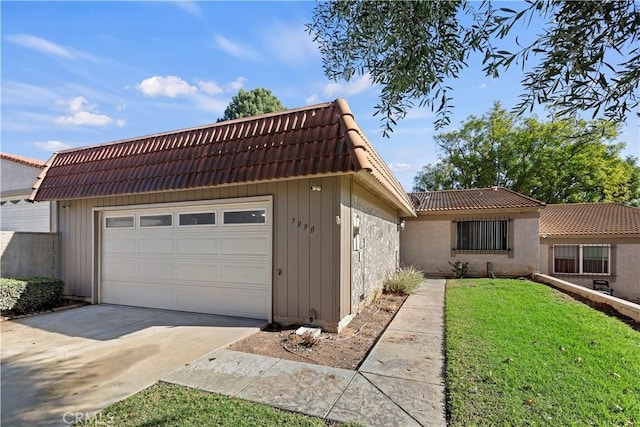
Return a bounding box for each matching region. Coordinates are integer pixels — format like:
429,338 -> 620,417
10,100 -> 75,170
412,103 -> 640,205
218,88 -> 286,122
309,0 -> 640,135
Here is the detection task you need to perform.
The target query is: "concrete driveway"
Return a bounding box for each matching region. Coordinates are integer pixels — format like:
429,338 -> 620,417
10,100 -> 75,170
1,305 -> 265,426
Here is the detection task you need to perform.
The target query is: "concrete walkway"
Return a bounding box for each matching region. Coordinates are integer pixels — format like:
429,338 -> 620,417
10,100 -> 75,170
162,279 -> 447,426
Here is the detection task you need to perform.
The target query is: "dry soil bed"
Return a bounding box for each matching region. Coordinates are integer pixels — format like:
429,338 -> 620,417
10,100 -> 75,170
228,292 -> 407,370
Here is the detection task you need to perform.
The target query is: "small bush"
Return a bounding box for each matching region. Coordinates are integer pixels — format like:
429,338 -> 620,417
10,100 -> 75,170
449,261 -> 469,279
0,277 -> 64,314
385,266 -> 424,295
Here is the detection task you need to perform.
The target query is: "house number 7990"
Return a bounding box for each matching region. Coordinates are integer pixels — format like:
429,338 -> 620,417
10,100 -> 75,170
291,218 -> 315,233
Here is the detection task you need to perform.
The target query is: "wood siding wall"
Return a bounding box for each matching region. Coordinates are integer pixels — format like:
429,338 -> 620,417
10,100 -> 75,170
57,177 -> 342,324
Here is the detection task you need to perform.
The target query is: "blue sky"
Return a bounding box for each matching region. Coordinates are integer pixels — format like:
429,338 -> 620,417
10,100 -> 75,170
2,1 -> 638,191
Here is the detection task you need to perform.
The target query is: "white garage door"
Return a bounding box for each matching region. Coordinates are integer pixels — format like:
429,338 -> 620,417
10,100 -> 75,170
100,199 -> 271,320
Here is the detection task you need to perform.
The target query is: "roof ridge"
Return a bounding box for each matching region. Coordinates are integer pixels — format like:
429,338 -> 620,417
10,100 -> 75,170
0,152 -> 46,168
52,100 -> 337,155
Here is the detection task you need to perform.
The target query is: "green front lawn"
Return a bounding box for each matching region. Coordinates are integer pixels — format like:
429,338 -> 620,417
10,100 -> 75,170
77,382 -> 338,426
445,278 -> 640,426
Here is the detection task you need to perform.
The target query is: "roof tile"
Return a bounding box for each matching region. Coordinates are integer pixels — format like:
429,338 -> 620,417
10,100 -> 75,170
540,203 -> 640,236
30,99 -> 414,215
409,187 -> 545,212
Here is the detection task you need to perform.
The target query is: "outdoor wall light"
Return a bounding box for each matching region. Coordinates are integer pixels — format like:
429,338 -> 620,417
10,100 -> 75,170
310,185 -> 322,192
397,220 -> 406,231
335,215 -> 341,225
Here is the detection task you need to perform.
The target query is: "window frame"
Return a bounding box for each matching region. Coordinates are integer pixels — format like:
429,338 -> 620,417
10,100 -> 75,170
138,213 -> 174,228
453,219 -> 510,253
104,215 -> 135,229
552,244 -> 610,275
177,211 -> 217,227
222,208 -> 268,226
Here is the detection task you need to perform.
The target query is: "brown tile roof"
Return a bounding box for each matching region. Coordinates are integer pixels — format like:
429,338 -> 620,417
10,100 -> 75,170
29,99 -> 415,215
540,203 -> 640,236
409,187 -> 545,212
0,152 -> 45,168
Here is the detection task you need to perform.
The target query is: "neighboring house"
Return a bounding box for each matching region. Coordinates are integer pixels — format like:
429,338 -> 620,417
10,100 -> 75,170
1,153 -> 54,232
539,203 -> 640,303
401,187 -> 546,278
29,99 -> 415,331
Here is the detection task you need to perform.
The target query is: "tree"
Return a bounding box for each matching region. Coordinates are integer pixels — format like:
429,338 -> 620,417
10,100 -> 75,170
413,103 -> 640,205
219,88 -> 286,121
308,1 -> 640,135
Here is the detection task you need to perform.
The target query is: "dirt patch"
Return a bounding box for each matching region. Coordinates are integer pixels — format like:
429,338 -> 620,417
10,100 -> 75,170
229,292 -> 407,370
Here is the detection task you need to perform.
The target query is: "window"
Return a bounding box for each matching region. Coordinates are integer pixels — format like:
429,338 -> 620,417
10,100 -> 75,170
105,216 -> 134,228
223,209 -> 266,224
553,244 -> 610,275
455,220 -> 508,251
139,214 -> 172,227
179,212 -> 216,226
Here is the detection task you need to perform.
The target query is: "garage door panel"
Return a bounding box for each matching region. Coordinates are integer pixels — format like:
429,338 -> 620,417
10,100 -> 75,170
177,238 -> 218,255
100,199 -> 271,320
101,281 -> 137,303
138,262 -> 174,280
221,236 -> 268,255
138,238 -> 174,254
103,238 -> 135,254
101,261 -> 137,281
176,264 -> 217,282
137,284 -> 177,308
221,265 -> 269,285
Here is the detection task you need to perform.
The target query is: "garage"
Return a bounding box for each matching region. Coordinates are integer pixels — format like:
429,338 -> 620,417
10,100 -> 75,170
98,198 -> 272,320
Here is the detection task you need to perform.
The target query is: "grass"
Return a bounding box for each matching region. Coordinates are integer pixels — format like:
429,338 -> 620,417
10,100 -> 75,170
445,278 -> 640,426
77,382 -> 342,426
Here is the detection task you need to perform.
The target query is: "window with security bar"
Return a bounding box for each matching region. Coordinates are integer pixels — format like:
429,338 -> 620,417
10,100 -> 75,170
553,244 -> 610,275
455,220 -> 508,251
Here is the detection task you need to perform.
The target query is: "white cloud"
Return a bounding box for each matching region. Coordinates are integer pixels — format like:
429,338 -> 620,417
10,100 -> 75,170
117,119 -> 126,128
478,83 -> 487,89
405,107 -> 434,120
35,140 -> 72,152
55,96 -> 113,127
388,162 -> 412,172
324,74 -> 373,97
264,23 -> 319,66
137,75 -> 198,98
7,33 -> 103,62
7,34 -> 73,58
173,0 -> 201,16
198,80 -> 223,95
305,94 -> 319,105
226,77 -> 246,92
215,36 -> 260,61
192,94 -> 228,114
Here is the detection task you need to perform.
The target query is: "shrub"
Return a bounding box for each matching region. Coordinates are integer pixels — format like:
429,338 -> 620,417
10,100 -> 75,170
0,277 -> 64,314
449,261 -> 469,279
385,266 -> 424,295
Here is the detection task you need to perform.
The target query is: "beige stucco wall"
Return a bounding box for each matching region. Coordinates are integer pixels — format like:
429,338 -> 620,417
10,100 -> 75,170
400,210 -> 540,277
540,237 -> 640,304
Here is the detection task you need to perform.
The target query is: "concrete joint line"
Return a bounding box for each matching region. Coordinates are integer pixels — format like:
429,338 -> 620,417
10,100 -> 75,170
360,369 -> 445,389
359,372 -> 424,426
323,370 -> 358,419
231,356 -> 281,397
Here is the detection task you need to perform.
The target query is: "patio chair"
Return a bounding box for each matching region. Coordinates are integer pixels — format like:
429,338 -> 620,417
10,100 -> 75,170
592,279 -> 613,296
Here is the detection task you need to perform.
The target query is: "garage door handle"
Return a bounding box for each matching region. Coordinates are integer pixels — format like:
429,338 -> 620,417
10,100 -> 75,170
277,269 -> 282,276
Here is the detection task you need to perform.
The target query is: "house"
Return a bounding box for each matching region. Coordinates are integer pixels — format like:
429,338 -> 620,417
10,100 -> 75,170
28,99 -> 415,331
1,153 -> 54,232
539,203 -> 640,303
400,187 -> 546,278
